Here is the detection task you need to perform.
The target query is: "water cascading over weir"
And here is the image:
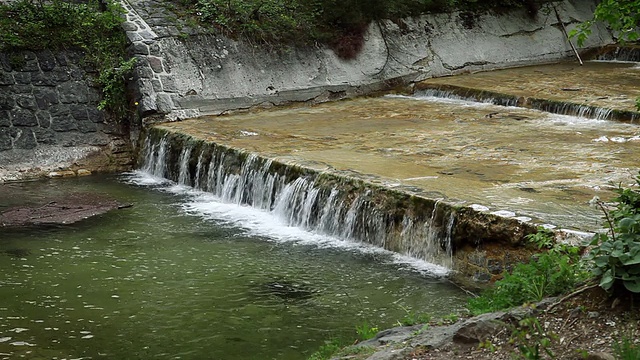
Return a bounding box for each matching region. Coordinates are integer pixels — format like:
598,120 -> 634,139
139,127 -> 538,285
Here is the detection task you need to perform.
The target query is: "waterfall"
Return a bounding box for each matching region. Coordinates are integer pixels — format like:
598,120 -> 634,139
416,87 -> 636,122
136,129 -> 469,268
536,102 -> 613,121
415,88 -> 518,107
177,146 -> 193,186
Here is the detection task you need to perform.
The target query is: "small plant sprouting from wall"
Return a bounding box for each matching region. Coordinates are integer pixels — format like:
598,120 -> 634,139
0,0 -> 134,122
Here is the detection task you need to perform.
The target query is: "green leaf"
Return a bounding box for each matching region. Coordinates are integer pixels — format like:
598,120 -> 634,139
600,269 -> 614,290
623,279 -> 640,293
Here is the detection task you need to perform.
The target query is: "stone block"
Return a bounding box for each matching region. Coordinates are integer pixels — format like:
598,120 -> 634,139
33,88 -> 59,109
11,109 -> 37,127
87,107 -> 105,123
51,70 -> 71,83
148,56 -> 164,73
14,128 -> 37,149
0,93 -> 15,110
13,72 -> 31,85
48,170 -> 76,178
49,104 -> 78,132
0,128 -> 12,150
126,31 -> 144,42
33,127 -> 56,144
0,53 -> 12,72
0,72 -> 14,85
15,51 -> 39,72
70,104 -> 89,121
36,50 -> 57,72
87,88 -> 101,103
10,85 -> 33,94
69,68 -> 85,81
58,81 -> 88,103
77,169 -> 92,176
15,94 -> 38,110
55,53 -> 68,67
156,93 -> 174,113
87,133 -> 110,146
149,43 -> 162,56
36,111 -> 52,128
51,114 -> 78,132
152,79 -> 163,92
160,75 -> 178,92
0,111 -> 10,127
31,71 -> 58,86
78,119 -> 98,133
130,42 -> 150,56
121,22 -> 138,31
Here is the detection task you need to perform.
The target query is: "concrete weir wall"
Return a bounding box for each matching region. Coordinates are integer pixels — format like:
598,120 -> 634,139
121,0 -> 613,120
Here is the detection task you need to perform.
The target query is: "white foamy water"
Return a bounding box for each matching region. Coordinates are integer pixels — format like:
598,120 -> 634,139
386,93 -> 497,108
123,171 -> 450,277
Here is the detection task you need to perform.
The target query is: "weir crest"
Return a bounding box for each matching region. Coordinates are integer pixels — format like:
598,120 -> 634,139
139,127 -> 541,282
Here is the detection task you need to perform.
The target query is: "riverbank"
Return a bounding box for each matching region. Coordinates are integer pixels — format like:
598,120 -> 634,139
326,287 -> 639,360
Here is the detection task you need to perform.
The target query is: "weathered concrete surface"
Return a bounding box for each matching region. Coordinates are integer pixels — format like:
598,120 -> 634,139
155,96 -> 639,233
121,0 -> 614,120
418,61 -> 640,121
0,193 -> 131,227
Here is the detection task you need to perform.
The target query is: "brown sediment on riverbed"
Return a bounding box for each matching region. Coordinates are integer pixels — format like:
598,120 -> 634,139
0,193 -> 131,227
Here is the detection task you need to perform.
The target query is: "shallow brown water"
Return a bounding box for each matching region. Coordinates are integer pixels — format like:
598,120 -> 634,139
159,95 -> 639,231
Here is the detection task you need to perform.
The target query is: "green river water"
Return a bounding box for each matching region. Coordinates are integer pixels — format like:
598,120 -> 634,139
0,175 -> 467,360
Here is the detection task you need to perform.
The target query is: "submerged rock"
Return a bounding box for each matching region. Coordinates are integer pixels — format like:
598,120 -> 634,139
260,280 -> 316,301
0,193 -> 131,227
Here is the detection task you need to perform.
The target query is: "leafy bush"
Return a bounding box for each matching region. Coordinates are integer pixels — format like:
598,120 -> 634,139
396,306 -> 432,326
510,317 -> 557,360
587,172 -> 640,293
307,339 -> 344,360
0,0 -> 133,121
355,322 -> 379,340
468,230 -> 587,315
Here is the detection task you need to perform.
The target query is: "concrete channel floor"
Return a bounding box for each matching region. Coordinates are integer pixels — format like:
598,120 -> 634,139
419,61 -> 640,114
159,86 -> 640,232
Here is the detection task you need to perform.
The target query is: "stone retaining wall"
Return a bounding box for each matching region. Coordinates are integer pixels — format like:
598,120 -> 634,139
121,0 -> 614,121
0,49 -> 132,182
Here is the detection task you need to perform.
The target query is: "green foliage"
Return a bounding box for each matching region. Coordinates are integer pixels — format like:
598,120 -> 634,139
612,333 -> 640,360
587,172 -> 640,293
0,0 -> 133,121
396,306 -> 432,326
526,226 -> 556,250
97,57 -> 137,116
510,317 -> 556,360
307,339 -> 344,360
355,322 -> 379,341
467,234 -> 587,315
570,0 -> 640,46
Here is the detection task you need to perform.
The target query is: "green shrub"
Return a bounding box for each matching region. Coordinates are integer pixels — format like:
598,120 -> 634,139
468,230 -> 587,315
0,0 -> 133,121
307,339 -> 344,360
355,322 -> 379,341
588,172 -> 640,293
510,317 -> 556,360
396,306 -> 432,326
